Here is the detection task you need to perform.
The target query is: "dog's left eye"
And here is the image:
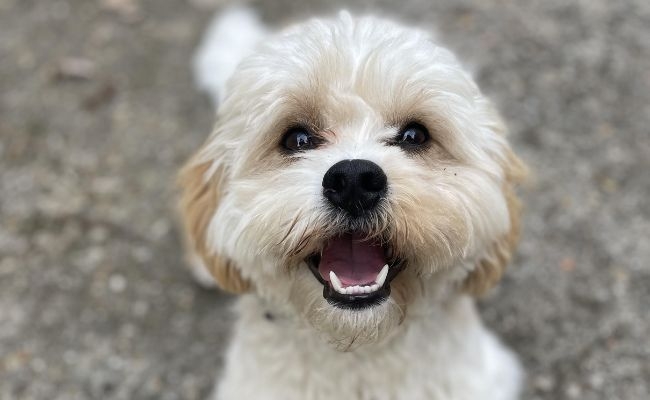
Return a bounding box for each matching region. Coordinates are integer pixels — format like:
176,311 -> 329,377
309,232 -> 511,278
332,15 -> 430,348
394,123 -> 430,148
282,127 -> 319,152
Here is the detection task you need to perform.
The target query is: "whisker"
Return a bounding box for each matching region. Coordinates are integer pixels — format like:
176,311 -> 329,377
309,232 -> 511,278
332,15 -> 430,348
277,209 -> 303,247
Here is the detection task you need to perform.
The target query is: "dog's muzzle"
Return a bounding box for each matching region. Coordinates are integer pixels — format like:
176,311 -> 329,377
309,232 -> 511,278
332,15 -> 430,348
305,159 -> 403,309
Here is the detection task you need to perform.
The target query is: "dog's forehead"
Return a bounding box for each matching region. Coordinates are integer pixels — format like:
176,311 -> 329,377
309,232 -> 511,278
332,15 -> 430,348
234,15 -> 473,119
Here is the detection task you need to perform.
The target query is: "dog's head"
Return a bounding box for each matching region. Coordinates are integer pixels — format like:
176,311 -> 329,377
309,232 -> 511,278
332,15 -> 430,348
180,13 -> 525,350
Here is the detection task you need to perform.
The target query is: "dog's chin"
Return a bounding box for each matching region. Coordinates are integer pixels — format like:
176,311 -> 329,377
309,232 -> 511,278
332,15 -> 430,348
303,295 -> 406,351
286,279 -> 404,352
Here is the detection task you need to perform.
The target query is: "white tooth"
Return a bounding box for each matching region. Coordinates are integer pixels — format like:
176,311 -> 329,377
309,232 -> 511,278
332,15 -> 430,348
375,264 -> 389,287
329,271 -> 344,294
364,286 -> 372,293
370,283 -> 379,292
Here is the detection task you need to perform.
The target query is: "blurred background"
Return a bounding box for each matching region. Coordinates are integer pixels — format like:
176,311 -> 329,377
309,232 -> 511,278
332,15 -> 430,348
1,0 -> 649,399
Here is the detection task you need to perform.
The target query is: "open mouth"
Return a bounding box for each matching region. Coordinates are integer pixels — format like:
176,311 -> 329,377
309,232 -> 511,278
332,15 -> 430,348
306,232 -> 405,310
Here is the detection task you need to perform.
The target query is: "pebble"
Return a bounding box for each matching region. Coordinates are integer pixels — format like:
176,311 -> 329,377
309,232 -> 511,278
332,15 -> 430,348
108,274 -> 127,293
533,374 -> 556,392
565,382 -> 582,399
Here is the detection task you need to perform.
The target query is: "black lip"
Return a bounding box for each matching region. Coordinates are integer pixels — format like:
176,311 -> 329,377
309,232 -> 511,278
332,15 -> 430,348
323,284 -> 391,310
306,254 -> 405,310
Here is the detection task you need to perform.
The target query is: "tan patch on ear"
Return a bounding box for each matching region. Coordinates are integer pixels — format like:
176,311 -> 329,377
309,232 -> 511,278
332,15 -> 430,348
463,149 -> 527,296
178,159 -> 251,294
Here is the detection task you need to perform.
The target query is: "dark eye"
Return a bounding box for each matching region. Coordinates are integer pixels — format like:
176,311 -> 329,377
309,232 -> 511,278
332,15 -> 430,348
395,123 -> 430,148
281,127 -> 319,152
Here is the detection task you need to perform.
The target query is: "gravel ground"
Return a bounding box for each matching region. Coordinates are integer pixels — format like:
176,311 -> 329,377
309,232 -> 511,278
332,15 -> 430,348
1,0 -> 648,399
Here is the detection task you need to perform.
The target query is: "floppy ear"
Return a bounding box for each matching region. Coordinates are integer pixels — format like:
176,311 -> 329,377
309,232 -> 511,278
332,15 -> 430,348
462,149 -> 527,296
178,156 -> 251,294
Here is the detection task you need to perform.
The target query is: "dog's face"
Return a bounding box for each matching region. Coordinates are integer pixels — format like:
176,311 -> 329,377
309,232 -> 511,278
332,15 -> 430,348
180,14 -> 525,350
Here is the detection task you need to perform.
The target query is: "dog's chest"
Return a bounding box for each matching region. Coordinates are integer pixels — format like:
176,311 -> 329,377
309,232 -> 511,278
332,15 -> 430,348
215,298 -> 522,400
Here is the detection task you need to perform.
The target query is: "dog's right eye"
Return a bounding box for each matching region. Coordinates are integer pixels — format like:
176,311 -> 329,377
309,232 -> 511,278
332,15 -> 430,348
281,127 -> 319,152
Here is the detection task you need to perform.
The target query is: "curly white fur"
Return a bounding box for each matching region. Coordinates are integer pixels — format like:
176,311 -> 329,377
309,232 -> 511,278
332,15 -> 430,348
187,7 -> 524,400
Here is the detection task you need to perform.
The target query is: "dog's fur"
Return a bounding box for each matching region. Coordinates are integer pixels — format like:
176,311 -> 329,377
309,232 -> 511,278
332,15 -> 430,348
180,8 -> 526,400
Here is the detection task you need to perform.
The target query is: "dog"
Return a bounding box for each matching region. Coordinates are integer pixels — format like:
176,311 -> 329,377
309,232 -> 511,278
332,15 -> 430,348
179,7 -> 527,400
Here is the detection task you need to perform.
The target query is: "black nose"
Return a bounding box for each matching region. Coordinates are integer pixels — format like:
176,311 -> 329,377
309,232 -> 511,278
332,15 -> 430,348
322,159 -> 387,216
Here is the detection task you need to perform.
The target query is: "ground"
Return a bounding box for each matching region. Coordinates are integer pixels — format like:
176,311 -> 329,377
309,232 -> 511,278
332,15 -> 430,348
0,0 -> 648,399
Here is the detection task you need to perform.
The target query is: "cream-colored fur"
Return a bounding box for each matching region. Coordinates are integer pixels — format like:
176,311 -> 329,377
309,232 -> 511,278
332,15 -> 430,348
218,294 -> 522,400
182,7 -> 526,400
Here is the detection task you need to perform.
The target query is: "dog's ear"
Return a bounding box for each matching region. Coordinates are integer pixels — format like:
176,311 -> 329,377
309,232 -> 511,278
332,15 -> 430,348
178,156 -> 251,294
463,149 -> 527,296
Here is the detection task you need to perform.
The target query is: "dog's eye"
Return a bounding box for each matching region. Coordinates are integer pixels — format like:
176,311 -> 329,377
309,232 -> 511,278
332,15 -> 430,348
282,127 -> 319,152
395,123 -> 430,148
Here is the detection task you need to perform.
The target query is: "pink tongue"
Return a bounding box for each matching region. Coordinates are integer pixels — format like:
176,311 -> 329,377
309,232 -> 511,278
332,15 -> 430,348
319,233 -> 386,287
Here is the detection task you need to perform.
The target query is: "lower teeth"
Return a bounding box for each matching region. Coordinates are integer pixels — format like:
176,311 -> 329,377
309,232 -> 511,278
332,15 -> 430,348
328,265 -> 389,295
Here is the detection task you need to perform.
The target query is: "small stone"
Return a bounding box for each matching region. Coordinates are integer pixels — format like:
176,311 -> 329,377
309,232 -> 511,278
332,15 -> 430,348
107,355 -> 124,370
89,227 -> 110,243
53,57 -> 96,81
108,274 -> 127,293
82,82 -> 116,111
91,177 -> 122,196
30,357 -> 47,373
150,218 -> 170,239
133,246 -> 153,263
120,323 -> 136,338
0,257 -> 18,276
599,177 -> 618,193
187,0 -> 223,10
589,373 -> 604,390
63,350 -> 77,365
100,0 -> 141,22
133,300 -> 149,317
4,351 -> 30,371
566,382 -> 582,399
559,257 -> 576,272
533,374 -> 555,392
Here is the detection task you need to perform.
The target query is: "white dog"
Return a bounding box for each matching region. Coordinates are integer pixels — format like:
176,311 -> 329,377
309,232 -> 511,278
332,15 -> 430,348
180,7 -> 527,400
